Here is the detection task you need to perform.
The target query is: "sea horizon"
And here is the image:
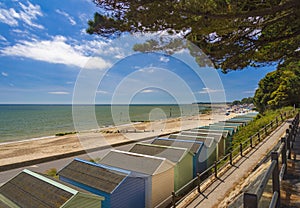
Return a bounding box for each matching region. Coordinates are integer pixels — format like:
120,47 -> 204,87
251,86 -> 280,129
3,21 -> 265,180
0,104 -> 211,143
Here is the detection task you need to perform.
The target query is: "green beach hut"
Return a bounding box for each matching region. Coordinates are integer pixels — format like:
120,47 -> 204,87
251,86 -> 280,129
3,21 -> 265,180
0,169 -> 104,208
129,143 -> 193,192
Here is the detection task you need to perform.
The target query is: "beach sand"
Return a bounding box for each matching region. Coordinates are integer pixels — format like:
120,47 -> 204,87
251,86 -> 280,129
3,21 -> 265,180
0,111 -> 237,166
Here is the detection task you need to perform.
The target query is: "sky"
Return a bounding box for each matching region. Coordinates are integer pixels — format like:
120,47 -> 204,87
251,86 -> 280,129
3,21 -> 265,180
0,0 -> 276,104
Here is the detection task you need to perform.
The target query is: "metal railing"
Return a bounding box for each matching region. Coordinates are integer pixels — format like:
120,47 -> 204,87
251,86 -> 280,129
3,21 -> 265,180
168,110 -> 296,208
243,113 -> 299,208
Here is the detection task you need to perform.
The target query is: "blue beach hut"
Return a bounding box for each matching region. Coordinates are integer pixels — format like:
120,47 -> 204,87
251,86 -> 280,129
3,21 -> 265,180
58,158 -> 145,208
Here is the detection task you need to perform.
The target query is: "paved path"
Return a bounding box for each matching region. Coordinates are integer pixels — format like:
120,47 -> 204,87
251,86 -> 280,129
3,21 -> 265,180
179,120 -> 292,208
280,126 -> 300,208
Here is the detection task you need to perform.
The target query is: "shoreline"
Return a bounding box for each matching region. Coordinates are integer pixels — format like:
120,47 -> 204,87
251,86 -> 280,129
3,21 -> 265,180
0,111 -> 237,168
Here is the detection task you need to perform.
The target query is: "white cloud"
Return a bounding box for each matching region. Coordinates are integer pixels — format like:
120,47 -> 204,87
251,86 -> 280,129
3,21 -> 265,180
1,72 -> 8,77
55,9 -> 76,25
0,36 -> 111,70
0,8 -> 18,26
140,89 -> 156,93
138,67 -> 155,73
0,35 -> 7,42
196,87 -> 224,94
159,56 -> 169,63
0,2 -> 43,29
48,91 -> 69,95
96,90 -> 109,94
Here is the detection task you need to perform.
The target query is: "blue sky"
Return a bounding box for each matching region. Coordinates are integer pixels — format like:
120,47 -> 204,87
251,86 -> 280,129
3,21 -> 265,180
0,0 -> 275,104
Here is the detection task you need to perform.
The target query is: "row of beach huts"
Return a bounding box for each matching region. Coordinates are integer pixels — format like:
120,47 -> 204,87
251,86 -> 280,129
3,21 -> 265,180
0,113 -> 257,208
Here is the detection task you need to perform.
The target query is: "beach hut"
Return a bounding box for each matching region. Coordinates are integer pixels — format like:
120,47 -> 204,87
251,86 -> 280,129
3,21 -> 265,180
129,143 -> 193,191
151,138 -> 214,177
58,158 -> 145,208
211,122 -> 242,131
100,149 -> 174,208
190,128 -> 233,137
0,169 -> 104,208
209,124 -> 239,132
168,133 -> 222,159
179,131 -> 226,157
198,125 -> 236,135
191,128 -> 233,152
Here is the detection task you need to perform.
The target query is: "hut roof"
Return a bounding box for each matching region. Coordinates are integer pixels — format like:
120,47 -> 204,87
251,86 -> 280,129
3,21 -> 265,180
58,158 -> 129,193
100,150 -> 174,175
0,169 -> 101,208
152,138 -> 204,155
129,143 -> 192,163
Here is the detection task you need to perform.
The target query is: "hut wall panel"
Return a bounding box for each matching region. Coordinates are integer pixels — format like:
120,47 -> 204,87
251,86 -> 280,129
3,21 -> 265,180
111,176 -> 145,208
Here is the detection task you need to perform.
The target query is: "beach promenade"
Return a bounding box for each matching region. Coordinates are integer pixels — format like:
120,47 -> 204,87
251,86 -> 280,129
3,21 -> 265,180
178,119 -> 293,208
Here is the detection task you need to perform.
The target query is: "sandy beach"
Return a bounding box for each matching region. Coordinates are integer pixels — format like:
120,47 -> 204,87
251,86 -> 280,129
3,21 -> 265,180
0,111 -> 237,167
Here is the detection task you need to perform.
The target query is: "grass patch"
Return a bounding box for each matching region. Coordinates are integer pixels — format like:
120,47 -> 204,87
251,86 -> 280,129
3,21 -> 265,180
45,168 -> 58,179
232,106 -> 295,149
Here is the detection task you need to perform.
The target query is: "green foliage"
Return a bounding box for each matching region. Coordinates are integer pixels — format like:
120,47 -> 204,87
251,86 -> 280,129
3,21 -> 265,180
45,168 -> 58,179
232,107 -> 294,147
88,0 -> 300,72
254,59 -> 300,112
232,97 -> 253,106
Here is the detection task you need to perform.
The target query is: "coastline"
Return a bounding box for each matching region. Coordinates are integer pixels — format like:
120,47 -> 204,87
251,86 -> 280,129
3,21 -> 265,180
0,111 -> 237,167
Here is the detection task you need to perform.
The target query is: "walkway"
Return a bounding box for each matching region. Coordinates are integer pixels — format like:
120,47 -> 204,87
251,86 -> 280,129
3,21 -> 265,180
178,120 -> 292,208
280,127 -> 300,208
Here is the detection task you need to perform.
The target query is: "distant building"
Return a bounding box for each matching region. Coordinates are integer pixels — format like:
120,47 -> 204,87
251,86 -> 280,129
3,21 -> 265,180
0,169 -> 104,208
100,149 -> 174,208
58,158 -> 145,208
129,143 -> 193,191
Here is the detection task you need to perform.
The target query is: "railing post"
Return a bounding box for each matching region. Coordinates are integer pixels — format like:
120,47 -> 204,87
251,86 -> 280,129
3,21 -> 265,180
214,161 -> 218,178
270,121 -> 273,129
172,191 -> 176,208
240,143 -> 243,157
276,117 -> 278,127
281,137 -> 287,175
197,173 -> 201,193
230,151 -> 233,165
250,136 -> 253,148
271,152 -> 280,208
243,193 -> 258,208
280,113 -> 283,121
286,129 -> 291,159
264,126 -> 268,135
257,132 -> 261,142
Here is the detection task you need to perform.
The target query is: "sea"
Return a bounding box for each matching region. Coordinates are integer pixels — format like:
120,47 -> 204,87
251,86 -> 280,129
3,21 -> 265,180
0,104 -> 208,143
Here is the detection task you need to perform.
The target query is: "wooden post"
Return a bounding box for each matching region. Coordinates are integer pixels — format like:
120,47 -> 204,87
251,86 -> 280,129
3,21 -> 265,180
286,129 -> 291,159
276,117 -> 278,127
250,136 -> 253,148
265,126 -> 268,135
230,151 -> 233,165
243,193 -> 258,208
257,132 -> 261,142
281,137 -> 287,176
271,152 -> 280,208
197,173 -> 201,193
214,161 -> 218,178
240,143 -> 243,157
172,191 -> 176,208
270,121 -> 273,128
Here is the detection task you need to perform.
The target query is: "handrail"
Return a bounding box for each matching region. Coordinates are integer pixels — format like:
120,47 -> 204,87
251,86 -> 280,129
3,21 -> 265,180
170,110 -> 297,207
243,113 -> 299,208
